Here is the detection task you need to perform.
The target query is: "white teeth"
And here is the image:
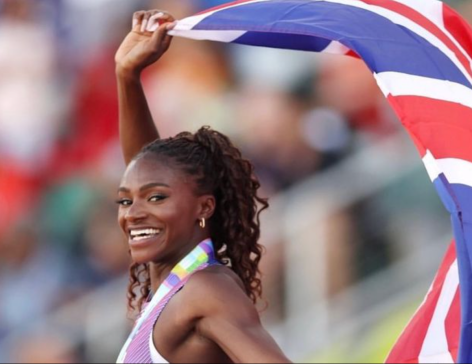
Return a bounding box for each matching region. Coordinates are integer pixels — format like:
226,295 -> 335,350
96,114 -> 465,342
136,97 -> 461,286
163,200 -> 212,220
129,228 -> 161,239
132,235 -> 151,242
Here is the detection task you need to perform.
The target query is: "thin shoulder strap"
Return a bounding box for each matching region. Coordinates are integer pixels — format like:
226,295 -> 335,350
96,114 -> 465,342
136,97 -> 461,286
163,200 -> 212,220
151,261 -> 216,322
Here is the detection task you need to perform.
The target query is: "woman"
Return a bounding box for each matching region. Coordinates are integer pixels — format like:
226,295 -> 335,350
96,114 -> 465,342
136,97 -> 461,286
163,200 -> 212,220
114,10 -> 291,364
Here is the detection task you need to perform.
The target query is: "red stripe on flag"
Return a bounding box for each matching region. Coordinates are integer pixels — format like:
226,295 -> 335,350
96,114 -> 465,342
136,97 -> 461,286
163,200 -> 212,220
361,0 -> 472,77
443,6 -> 472,61
387,95 -> 472,161
386,241 -> 457,363
445,287 -> 461,363
346,49 -> 360,58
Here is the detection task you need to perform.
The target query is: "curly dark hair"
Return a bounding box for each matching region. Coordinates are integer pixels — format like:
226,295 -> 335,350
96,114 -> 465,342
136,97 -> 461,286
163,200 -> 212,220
127,126 -> 268,313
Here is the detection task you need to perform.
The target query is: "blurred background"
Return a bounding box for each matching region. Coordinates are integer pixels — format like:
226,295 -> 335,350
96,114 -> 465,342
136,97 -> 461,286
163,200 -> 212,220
0,0 -> 471,362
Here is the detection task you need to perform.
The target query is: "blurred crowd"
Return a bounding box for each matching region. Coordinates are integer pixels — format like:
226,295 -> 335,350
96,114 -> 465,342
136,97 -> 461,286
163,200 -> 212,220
0,0 -> 470,362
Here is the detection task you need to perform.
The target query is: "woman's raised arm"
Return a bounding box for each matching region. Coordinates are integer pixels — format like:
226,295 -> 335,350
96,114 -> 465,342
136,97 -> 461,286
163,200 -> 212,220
115,10 -> 175,165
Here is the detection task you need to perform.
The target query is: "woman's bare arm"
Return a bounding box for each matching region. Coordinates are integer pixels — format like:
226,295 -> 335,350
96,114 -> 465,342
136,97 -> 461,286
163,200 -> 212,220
186,271 -> 292,363
115,10 -> 175,165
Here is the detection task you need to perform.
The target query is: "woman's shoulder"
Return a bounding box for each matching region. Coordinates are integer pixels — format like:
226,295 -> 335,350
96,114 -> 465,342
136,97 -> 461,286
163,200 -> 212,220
187,264 -> 245,296
178,265 -> 255,318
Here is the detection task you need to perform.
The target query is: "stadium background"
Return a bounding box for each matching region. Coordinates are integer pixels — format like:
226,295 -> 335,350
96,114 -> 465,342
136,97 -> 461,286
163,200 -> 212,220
0,0 -> 470,362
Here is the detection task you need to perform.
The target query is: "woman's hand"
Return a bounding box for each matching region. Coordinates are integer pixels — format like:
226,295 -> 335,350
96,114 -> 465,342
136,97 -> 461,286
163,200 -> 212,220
115,10 -> 174,162
115,10 -> 176,77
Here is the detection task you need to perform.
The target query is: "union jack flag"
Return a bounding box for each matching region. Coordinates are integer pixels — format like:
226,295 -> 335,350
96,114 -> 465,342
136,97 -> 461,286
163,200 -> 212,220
169,1 -> 472,362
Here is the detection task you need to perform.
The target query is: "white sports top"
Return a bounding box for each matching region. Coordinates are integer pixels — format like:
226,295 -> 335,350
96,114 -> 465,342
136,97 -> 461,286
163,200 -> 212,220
118,240 -> 217,363
149,331 -> 169,364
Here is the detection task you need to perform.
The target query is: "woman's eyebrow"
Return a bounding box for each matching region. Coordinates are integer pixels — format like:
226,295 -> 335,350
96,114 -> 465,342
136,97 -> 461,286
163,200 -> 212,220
117,182 -> 170,193
139,182 -> 170,191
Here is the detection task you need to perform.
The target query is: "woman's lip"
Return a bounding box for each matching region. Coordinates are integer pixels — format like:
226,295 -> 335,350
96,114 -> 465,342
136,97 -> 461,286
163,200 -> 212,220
127,227 -> 163,234
128,231 -> 163,247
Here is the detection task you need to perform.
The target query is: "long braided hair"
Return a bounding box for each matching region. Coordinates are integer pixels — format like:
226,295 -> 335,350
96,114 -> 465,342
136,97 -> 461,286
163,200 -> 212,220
127,126 -> 268,313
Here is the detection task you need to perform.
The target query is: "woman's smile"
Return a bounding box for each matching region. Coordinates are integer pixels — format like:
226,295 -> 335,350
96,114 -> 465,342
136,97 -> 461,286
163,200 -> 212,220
128,227 -> 163,247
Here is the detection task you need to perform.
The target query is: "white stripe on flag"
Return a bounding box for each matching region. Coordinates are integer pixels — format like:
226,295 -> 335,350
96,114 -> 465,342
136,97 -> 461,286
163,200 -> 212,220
437,159 -> 472,187
169,28 -> 246,42
392,0 -> 444,28
317,0 -> 472,85
423,151 -> 444,182
322,40 -> 351,55
423,151 -> 472,188
418,260 -> 458,363
374,72 -> 472,109
393,0 -> 472,70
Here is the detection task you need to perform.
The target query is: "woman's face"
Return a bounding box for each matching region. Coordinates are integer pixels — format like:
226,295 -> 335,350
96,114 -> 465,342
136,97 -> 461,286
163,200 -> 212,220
117,156 -> 212,265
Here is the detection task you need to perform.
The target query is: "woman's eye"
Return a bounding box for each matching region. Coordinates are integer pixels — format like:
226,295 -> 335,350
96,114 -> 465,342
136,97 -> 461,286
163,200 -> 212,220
116,199 -> 132,206
149,195 -> 166,202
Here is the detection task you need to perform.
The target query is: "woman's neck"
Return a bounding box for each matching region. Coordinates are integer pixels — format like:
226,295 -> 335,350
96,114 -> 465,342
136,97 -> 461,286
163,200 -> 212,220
148,233 -> 211,293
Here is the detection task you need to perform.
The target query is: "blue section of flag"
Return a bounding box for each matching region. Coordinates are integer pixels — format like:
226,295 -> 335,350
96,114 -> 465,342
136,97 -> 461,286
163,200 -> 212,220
451,184 -> 472,218
194,0 -> 472,87
433,175 -> 460,214
450,179 -> 472,364
433,176 -> 472,217
235,31 -> 332,52
452,216 -> 472,363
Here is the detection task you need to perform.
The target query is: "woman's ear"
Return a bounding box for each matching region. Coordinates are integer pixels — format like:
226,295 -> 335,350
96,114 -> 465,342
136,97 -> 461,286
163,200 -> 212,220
198,194 -> 216,220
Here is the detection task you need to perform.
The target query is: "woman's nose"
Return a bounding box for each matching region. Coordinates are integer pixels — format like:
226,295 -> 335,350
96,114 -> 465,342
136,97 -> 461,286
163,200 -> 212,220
125,201 -> 148,222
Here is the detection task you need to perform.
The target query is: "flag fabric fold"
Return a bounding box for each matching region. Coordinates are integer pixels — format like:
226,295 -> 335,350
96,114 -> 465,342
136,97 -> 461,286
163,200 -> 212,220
169,1 -> 472,362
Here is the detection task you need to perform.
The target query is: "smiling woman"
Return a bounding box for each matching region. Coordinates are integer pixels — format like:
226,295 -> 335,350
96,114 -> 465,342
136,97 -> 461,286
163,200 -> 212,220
117,156 -> 210,267
114,9 -> 291,364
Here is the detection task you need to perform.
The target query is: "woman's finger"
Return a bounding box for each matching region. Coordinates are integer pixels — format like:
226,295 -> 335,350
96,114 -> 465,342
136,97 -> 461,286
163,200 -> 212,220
150,21 -> 175,53
164,21 -> 176,43
140,13 -> 149,33
162,31 -> 174,53
140,10 -> 158,33
132,11 -> 145,31
148,13 -> 175,32
165,21 -> 176,31
150,21 -> 168,48
147,12 -> 165,32
151,11 -> 175,22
